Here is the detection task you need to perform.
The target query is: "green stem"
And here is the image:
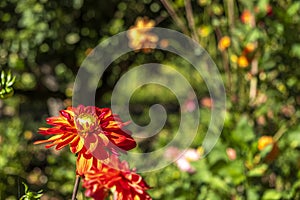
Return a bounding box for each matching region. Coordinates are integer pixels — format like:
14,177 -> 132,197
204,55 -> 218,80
71,175 -> 81,200
273,125 -> 287,142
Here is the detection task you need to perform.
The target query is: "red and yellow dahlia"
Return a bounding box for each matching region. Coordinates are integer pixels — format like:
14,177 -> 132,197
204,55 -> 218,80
34,105 -> 136,168
83,155 -> 152,200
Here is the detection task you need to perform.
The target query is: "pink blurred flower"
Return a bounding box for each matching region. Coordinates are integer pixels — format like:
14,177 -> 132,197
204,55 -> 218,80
226,148 -> 237,161
183,99 -> 196,112
176,158 -> 195,173
165,147 -> 201,173
164,146 -> 181,160
183,149 -> 201,161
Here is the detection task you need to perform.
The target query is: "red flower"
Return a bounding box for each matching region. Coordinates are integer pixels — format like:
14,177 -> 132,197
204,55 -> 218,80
83,155 -> 152,200
34,105 -> 136,170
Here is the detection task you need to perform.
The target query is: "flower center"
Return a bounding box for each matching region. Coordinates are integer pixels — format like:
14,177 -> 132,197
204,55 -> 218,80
75,113 -> 97,136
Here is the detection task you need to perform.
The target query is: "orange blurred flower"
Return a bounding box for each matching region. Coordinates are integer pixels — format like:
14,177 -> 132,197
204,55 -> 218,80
127,17 -> 158,53
83,155 -> 152,200
258,136 -> 279,162
201,97 -> 213,108
85,48 -> 94,56
134,17 -> 155,29
258,136 -> 274,150
242,43 -> 256,54
237,55 -> 249,68
218,36 -> 231,51
34,105 -> 136,169
159,39 -> 169,48
254,4 -> 272,16
241,10 -> 254,24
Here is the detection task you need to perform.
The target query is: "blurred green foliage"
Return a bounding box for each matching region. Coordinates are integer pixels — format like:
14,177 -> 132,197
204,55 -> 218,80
0,0 -> 300,199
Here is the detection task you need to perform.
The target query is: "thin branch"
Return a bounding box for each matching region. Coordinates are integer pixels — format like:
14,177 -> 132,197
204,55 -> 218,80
155,15 -> 167,25
184,0 -> 199,42
71,175 -> 81,200
227,0 -> 235,29
249,57 -> 258,101
160,0 -> 189,34
249,12 -> 258,103
215,27 -> 232,94
225,0 -> 234,97
273,125 -> 287,142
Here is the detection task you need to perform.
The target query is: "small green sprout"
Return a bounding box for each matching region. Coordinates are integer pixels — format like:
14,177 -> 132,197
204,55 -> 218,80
20,182 -> 43,200
0,70 -> 16,99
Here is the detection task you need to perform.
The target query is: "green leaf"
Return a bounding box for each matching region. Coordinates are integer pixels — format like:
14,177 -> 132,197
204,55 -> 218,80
232,116 -> 255,144
257,0 -> 270,15
261,60 -> 276,70
65,33 -> 80,44
247,187 -> 260,200
290,44 -> 300,58
262,190 -> 282,200
207,142 -> 228,166
218,160 -> 246,185
287,2 -> 300,16
259,144 -> 273,158
22,182 -> 28,193
287,127 -> 300,148
246,29 -> 262,43
248,164 -> 268,177
210,176 -> 230,193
